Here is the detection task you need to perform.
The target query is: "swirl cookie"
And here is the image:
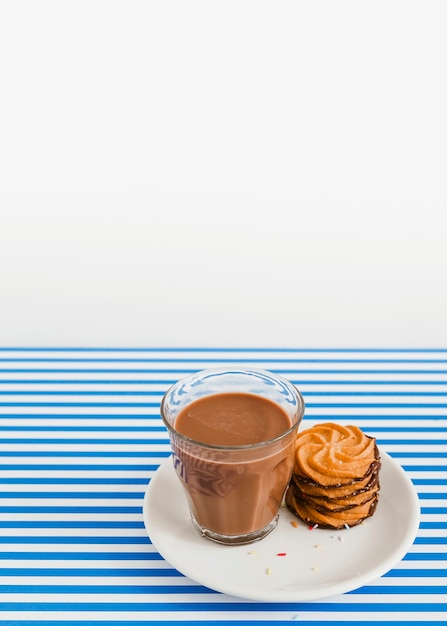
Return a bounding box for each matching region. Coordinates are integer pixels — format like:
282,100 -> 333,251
285,423 -> 381,529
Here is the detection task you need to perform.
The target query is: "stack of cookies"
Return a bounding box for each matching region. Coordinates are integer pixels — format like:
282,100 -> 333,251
285,422 -> 381,529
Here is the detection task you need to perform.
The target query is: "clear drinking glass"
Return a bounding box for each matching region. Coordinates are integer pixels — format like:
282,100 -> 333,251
160,368 -> 305,545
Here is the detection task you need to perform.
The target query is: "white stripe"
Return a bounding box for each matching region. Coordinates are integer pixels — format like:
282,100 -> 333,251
303,418 -> 446,429
0,470 -> 156,478
305,407 -> 447,415
0,484 -> 146,493
0,558 -> 173,568
1,348 -> 446,359
417,528 -> 447,537
401,471 -> 447,479
2,382 -> 447,392
409,544 -> 447,554
0,407 -> 161,415
0,384 -> 170,392
0,444 -> 169,453
0,497 -> 143,507
284,372 -> 447,381
0,575 -> 196,585
0,513 -> 145,521
0,418 -> 163,426
0,612 -> 296,622
287,613 -> 447,622
1,452 -> 439,464
414,484 -> 447,493
0,528 -> 149,537
3,357 -> 447,370
361,575 -> 447,586
0,544 -> 158,553
392,559 -> 447,570
0,431 -> 163,440
2,369 -> 447,381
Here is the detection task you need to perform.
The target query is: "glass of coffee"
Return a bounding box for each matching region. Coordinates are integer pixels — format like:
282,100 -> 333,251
160,368 -> 305,545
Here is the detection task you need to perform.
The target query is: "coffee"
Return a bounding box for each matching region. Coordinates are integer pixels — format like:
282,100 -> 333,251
172,392 -> 296,538
175,392 -> 291,446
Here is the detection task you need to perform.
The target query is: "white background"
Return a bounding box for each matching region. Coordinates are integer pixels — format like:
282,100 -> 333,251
1,1 -> 446,348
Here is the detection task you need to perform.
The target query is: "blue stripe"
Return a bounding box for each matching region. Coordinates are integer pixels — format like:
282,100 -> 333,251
0,380 -> 177,385
7,389 -> 447,398
0,427 -> 166,432
0,492 -> 144,499
3,401 -> 447,407
0,552 -> 162,560
0,623 -> 445,626
0,568 -> 182,577
3,378 -> 447,385
389,452 -> 447,458
0,584 -> 211,594
385,568 -> 447,577
304,391 -> 447,396
3,367 -> 447,374
0,369 -> 199,374
404,553 -> 447,560
298,380 -> 447,385
2,357 -> 447,362
0,438 -> 168,444
310,414 -> 447,420
5,426 -> 443,434
417,494 -> 447,500
0,522 -> 145,528
0,402 -> 160,407
0,451 -> 168,457
413,479 -> 447,485
0,506 -> 143,513
3,583 -> 443,595
0,391 -> 164,396
3,390 -> 447,396
349,585 -> 447,594
3,379 -> 447,386
0,414 -> 160,419
0,378 -> 447,388
307,402 -> 447,407
0,478 -> 149,484
4,411 -> 445,420
0,622 -> 445,626
9,412 -> 446,420
404,465 -> 447,471
1,347 -> 446,351
0,464 -> 159,470
371,427 -> 447,432
0,537 -> 151,544
377,440 -> 447,446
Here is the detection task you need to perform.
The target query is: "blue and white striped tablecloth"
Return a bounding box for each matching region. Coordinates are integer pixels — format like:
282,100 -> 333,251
0,348 -> 445,625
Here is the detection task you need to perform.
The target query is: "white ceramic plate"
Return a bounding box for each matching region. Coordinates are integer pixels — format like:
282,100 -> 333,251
143,451 -> 420,602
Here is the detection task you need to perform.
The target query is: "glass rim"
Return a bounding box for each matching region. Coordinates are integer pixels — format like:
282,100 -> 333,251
160,368 -> 305,451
